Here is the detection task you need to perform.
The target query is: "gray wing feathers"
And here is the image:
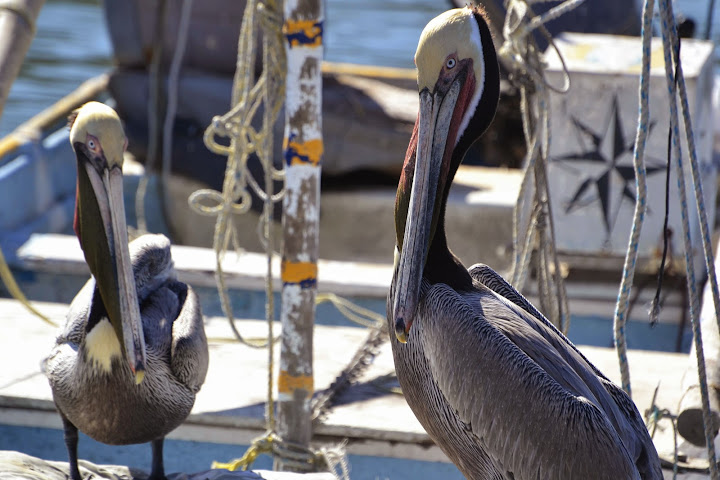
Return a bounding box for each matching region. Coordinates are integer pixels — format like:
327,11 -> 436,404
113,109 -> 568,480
418,284 -> 642,479
600,378 -> 663,479
170,286 -> 208,393
468,263 -> 609,380
468,264 -> 662,479
468,263 -> 546,322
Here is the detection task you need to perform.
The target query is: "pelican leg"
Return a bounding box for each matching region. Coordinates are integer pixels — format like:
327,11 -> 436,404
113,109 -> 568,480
149,437 -> 166,480
60,413 -> 82,480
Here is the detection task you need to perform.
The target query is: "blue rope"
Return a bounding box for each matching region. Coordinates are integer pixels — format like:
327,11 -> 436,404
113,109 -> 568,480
658,0 -> 719,476
613,0 -> 655,398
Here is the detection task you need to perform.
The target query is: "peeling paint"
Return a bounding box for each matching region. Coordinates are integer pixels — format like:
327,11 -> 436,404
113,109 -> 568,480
285,55 -> 322,141
279,0 -> 322,447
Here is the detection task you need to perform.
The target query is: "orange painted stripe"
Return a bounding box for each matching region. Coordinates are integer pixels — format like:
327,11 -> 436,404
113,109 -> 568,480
283,137 -> 323,167
281,260 -> 318,285
278,370 -> 314,395
283,19 -> 323,48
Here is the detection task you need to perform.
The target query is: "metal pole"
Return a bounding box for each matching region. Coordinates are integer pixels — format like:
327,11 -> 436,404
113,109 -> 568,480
276,0 -> 323,472
0,0 -> 45,120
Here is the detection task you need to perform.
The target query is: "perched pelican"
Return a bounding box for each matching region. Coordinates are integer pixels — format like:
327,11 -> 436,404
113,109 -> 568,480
388,7 -> 662,480
45,102 -> 209,480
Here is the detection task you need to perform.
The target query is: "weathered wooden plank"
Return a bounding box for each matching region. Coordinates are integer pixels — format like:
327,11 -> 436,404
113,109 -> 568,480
13,233 -> 393,299
12,231 -> 691,331
0,297 -> 710,476
0,451 -> 335,480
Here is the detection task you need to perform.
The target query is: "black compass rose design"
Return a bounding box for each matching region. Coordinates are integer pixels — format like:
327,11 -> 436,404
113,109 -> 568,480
553,94 -> 665,235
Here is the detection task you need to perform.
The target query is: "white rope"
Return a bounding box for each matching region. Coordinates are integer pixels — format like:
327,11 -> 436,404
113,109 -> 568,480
657,0 -> 718,474
500,0 -> 576,333
188,0 -> 285,349
612,0 -> 655,399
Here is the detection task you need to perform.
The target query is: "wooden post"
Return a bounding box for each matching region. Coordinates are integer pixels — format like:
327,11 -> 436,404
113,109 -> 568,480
0,0 -> 45,120
276,0 -> 323,472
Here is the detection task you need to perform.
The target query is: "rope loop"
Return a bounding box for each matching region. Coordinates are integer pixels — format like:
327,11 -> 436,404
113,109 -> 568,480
500,0 -> 579,95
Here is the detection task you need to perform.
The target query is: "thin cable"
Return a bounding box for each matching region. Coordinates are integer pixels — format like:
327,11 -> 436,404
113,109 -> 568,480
649,55 -> 677,326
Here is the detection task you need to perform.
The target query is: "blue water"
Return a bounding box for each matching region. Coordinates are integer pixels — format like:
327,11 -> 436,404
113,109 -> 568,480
0,0 -> 447,137
0,425 -> 465,480
3,0 -> 716,137
0,0 -> 112,136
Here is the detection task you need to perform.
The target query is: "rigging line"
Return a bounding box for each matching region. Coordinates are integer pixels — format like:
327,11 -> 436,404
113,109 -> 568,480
158,0 -> 193,244
501,0 -> 573,332
665,0 -> 720,378
258,0 -> 285,432
705,0 -> 717,40
650,41 -> 680,327
613,0 -> 655,398
136,0 -> 168,234
658,0 -> 718,474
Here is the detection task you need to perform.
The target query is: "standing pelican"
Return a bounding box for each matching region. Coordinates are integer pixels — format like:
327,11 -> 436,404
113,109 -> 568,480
388,7 -> 662,479
45,102 -> 209,480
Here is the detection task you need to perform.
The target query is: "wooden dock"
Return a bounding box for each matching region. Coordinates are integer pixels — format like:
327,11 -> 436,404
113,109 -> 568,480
0,295 -> 714,479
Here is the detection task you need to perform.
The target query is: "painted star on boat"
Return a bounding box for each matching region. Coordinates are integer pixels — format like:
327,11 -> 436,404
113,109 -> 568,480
553,94 -> 665,235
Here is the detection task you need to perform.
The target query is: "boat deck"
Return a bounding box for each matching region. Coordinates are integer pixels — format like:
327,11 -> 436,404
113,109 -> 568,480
0,296 -> 712,479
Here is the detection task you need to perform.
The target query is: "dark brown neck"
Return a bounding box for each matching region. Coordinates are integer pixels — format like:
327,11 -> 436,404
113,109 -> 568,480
423,10 -> 500,290
424,206 -> 472,291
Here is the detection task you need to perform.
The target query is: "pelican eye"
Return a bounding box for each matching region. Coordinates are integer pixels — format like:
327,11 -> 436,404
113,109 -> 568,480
446,58 -> 456,69
86,134 -> 101,154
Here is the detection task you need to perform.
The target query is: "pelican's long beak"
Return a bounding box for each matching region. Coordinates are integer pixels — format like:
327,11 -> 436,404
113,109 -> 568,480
77,150 -> 146,383
393,80 -> 462,343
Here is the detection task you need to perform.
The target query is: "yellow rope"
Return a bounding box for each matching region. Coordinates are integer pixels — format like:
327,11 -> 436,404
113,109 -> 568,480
212,430 -> 349,477
212,432 -> 278,471
0,244 -> 55,326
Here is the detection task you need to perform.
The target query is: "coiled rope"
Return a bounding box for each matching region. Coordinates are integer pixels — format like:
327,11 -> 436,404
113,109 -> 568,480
499,0 -> 578,333
188,0 -> 285,350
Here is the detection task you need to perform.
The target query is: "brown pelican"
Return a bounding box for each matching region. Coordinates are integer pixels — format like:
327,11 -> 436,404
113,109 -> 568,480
44,102 -> 209,480
388,7 -> 662,479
